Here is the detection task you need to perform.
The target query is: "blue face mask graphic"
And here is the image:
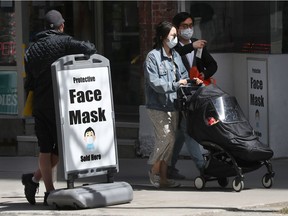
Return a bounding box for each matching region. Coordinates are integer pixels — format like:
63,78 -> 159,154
86,136 -> 94,145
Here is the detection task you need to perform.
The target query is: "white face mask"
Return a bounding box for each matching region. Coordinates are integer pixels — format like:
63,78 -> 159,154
180,28 -> 194,40
86,136 -> 94,145
166,36 -> 178,49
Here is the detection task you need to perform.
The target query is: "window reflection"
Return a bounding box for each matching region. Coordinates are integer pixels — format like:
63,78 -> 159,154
0,2 -> 16,66
186,1 -> 287,54
103,1 -> 140,106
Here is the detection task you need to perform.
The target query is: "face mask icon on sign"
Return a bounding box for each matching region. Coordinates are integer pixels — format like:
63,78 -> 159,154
84,127 -> 96,151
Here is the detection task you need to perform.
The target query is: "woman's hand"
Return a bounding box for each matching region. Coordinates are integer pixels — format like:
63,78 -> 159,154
179,79 -> 188,86
193,77 -> 204,85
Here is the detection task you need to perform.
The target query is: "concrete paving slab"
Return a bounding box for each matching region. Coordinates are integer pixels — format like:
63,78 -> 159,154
0,157 -> 287,216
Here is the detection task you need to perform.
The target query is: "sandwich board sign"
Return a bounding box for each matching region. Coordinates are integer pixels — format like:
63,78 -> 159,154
51,54 -> 118,180
247,58 -> 268,146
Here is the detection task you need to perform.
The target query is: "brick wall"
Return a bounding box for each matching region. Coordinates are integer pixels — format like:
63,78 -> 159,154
139,1 -> 178,60
138,1 -> 178,102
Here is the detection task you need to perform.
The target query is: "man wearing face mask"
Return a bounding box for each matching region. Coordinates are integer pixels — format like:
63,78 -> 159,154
168,12 -> 218,180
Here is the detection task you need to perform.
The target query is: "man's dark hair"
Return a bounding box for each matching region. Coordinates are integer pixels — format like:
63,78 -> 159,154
172,12 -> 194,28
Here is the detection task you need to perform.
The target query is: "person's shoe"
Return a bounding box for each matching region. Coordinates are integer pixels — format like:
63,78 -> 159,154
160,179 -> 181,188
168,167 -> 186,180
43,192 -> 50,206
148,170 -> 160,188
21,173 -> 39,205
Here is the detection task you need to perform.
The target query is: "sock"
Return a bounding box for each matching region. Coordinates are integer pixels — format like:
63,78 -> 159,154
32,176 -> 39,183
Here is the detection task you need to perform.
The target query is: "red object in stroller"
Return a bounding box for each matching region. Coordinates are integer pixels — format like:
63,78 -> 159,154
177,84 -> 275,192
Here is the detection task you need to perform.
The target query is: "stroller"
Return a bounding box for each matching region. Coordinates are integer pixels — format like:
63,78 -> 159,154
176,83 -> 275,192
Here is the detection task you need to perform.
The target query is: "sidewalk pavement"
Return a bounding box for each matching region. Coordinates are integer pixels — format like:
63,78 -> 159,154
0,156 -> 287,216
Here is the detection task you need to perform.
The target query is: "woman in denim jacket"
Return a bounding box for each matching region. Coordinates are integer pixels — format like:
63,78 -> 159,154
144,21 -> 202,188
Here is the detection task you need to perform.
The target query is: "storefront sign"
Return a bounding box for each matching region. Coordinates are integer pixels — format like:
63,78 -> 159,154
0,71 -> 17,115
0,41 -> 16,56
247,58 -> 268,145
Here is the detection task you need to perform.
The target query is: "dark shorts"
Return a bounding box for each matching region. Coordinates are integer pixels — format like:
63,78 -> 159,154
34,109 -> 58,155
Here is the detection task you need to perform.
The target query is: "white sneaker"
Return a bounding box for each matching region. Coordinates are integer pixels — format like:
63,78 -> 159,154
148,170 -> 160,188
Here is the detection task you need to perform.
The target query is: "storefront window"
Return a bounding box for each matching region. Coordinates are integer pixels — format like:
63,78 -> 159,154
24,1 -> 74,44
103,1 -> 140,107
23,1 -> 142,110
185,1 -> 287,54
0,1 -> 16,66
0,71 -> 17,115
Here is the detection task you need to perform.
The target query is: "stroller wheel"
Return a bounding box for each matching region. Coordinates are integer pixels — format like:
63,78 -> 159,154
218,177 -> 229,188
232,178 -> 244,192
262,174 -> 273,188
194,176 -> 205,190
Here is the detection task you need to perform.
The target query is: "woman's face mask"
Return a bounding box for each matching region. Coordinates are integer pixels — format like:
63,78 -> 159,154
166,36 -> 178,49
180,27 -> 194,40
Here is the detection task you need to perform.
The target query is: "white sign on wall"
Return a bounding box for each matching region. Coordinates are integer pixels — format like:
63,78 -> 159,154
56,66 -> 117,174
247,58 -> 268,145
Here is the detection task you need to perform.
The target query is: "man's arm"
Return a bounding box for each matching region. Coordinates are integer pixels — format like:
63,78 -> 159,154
196,47 -> 218,79
174,38 -> 207,56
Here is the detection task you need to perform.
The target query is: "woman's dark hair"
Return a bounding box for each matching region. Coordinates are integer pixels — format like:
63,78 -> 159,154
172,12 -> 194,28
153,21 -> 174,49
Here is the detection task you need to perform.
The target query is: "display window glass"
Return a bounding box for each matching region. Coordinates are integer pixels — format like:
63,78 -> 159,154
185,1 -> 287,54
0,1 -> 16,66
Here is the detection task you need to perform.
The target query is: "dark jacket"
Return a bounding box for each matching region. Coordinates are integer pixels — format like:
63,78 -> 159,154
174,38 -> 217,79
24,30 -> 97,111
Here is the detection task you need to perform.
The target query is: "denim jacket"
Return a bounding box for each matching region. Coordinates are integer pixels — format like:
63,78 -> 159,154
144,47 -> 189,111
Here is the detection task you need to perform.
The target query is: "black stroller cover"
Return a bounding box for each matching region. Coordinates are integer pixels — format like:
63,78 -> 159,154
184,84 -> 273,163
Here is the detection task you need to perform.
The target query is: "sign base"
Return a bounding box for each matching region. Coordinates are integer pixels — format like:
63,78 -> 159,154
47,181 -> 133,209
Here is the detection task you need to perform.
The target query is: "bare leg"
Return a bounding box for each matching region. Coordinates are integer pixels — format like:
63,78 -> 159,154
33,169 -> 42,182
33,153 -> 59,183
151,161 -> 161,175
159,160 -> 168,183
38,152 -> 59,192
